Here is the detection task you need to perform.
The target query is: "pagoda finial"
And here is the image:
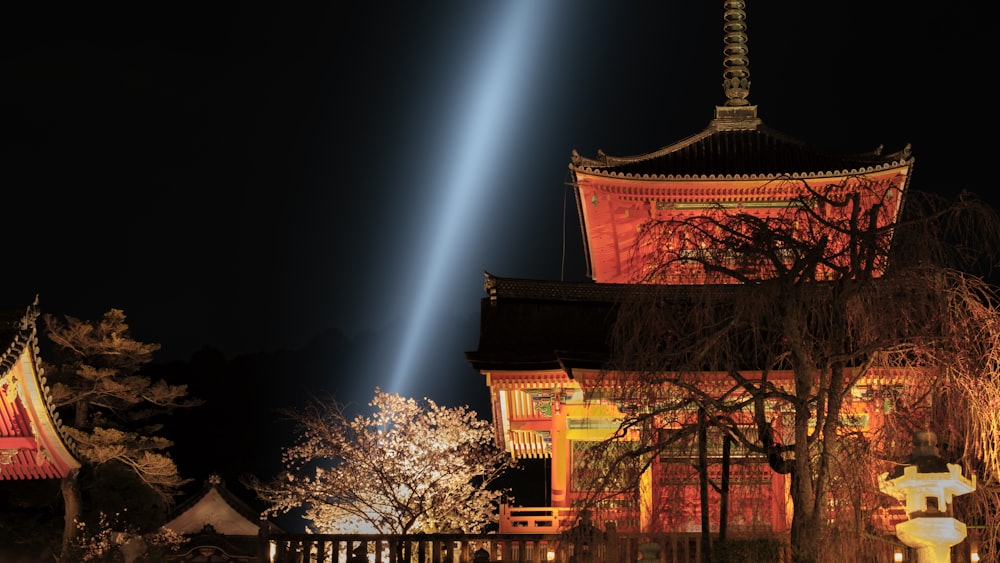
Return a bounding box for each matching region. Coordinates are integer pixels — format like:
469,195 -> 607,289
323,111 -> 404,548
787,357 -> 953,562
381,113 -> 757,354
722,1 -> 750,107
712,0 -> 758,129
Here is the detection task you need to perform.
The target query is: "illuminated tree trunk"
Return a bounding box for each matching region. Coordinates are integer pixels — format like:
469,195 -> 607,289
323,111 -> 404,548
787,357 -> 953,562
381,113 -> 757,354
59,469 -> 82,563
789,410 -> 819,563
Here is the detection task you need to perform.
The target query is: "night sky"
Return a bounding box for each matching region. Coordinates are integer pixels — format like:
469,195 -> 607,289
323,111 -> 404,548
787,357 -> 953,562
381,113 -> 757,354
2,2 -> 991,514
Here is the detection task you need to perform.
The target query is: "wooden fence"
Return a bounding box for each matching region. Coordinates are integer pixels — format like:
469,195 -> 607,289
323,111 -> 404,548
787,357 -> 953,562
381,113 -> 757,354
260,529 -> 790,563
259,529 -> 996,563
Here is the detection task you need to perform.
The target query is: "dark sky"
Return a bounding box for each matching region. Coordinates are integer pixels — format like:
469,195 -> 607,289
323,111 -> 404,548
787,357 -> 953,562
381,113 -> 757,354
1,1 -> 991,514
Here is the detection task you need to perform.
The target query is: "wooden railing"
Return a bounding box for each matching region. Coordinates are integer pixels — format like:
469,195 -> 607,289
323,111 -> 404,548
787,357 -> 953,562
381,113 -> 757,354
260,529 -> 789,563
249,517 -> 985,562
499,505 -> 640,534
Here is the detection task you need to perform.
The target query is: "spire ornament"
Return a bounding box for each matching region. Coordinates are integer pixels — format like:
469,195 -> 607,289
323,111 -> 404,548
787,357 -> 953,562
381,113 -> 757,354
712,0 -> 759,129
722,1 -> 750,107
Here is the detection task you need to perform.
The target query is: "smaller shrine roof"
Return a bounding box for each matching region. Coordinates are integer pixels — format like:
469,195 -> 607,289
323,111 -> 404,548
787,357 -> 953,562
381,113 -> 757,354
164,473 -> 284,536
163,475 -> 284,562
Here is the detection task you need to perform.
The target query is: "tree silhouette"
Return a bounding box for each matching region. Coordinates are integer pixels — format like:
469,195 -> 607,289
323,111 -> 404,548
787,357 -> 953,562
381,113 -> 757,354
574,178 -> 1000,563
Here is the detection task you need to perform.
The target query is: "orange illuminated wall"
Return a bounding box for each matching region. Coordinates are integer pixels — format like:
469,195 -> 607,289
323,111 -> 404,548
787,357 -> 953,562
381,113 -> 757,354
573,170 -> 908,285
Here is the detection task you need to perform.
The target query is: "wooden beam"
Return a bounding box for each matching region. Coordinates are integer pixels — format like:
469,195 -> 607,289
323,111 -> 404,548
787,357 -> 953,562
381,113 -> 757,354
0,436 -> 35,450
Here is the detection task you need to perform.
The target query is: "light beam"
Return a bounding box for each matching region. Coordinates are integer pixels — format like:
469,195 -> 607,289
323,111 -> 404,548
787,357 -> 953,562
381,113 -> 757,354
387,1 -> 553,396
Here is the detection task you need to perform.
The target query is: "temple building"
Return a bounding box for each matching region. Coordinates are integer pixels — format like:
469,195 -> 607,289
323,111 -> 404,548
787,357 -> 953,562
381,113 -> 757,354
0,298 -> 81,481
163,473 -> 284,562
467,2 -> 916,536
0,301 -> 279,561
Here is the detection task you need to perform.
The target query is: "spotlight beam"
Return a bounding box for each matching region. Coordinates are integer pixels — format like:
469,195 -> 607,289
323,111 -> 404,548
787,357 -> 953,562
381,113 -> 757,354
388,2 -> 550,395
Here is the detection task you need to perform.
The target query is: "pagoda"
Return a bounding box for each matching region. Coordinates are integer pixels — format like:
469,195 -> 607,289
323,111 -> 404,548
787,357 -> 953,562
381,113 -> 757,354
467,1 -> 916,538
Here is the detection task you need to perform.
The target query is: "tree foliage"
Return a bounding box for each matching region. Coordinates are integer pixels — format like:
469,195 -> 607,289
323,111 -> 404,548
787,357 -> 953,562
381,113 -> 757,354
41,309 -> 201,561
580,179 -> 1000,563
247,387 -> 513,534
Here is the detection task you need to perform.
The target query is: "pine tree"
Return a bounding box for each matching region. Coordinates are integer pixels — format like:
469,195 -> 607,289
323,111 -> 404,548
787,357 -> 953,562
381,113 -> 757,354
41,309 -> 200,562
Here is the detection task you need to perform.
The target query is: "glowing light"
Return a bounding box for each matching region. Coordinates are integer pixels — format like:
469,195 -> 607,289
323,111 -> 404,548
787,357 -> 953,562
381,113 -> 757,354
387,1 -> 554,394
893,549 -> 903,562
546,549 -> 556,561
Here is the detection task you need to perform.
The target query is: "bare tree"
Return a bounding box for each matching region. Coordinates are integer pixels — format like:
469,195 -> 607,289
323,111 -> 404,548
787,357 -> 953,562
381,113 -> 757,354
929,273 -> 1000,561
574,179 -> 1000,563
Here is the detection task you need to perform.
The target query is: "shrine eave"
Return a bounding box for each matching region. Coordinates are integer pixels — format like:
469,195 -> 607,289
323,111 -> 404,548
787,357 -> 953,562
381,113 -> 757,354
0,300 -> 82,480
570,121 -> 913,181
465,354 -> 562,373
166,474 -> 285,535
468,274 -> 716,375
465,349 -> 608,373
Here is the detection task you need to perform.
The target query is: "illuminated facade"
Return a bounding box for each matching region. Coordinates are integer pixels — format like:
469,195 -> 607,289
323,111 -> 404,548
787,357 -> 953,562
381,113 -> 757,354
467,3 -> 915,535
0,298 -> 81,480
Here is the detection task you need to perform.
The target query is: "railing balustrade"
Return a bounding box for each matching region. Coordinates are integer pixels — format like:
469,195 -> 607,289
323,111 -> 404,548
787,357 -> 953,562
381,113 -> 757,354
259,530 -> 793,563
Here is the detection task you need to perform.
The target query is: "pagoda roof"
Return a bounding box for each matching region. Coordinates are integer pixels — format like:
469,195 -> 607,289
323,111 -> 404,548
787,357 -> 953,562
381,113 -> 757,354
569,2 -> 912,183
0,299 -> 81,480
466,273 -> 893,375
465,276 -> 615,372
466,273 -> 713,373
570,106 -> 913,182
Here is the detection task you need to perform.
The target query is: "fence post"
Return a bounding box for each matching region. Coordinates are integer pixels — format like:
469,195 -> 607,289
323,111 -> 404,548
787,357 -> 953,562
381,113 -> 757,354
258,516 -> 271,563
604,522 -> 619,563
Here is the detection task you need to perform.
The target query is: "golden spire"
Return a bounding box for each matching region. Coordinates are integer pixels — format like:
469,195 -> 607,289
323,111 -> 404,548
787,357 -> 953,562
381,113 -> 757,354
712,0 -> 759,129
722,0 -> 750,106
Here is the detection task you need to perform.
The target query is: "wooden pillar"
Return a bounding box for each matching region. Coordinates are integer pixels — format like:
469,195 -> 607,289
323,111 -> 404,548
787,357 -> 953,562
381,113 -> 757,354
258,517 -> 271,563
772,471 -> 789,533
551,394 -> 569,507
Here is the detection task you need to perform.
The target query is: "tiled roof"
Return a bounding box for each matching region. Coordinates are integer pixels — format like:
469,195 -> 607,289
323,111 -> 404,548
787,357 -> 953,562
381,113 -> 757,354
467,273 -> 715,371
164,474 -> 284,536
467,273 -> 857,373
571,108 -> 912,181
0,299 -> 81,480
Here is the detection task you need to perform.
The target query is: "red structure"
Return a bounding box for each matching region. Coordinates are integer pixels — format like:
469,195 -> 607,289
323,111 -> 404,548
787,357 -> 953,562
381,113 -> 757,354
0,298 -> 81,480
467,2 -> 914,537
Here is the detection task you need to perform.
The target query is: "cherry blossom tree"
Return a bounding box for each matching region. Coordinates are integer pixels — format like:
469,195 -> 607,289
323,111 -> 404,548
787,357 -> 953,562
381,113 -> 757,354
247,387 -> 513,534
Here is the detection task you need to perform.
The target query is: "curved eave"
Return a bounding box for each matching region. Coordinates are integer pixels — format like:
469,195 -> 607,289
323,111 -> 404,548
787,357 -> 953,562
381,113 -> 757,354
0,304 -> 81,480
10,348 -> 81,479
466,353 -> 608,374
164,486 -> 262,535
466,353 -> 563,373
570,156 -> 913,183
166,477 -> 286,536
569,120 -> 913,181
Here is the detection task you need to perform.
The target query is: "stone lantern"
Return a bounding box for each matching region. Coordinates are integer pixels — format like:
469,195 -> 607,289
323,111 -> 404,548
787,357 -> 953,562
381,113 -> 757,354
878,430 -> 976,563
